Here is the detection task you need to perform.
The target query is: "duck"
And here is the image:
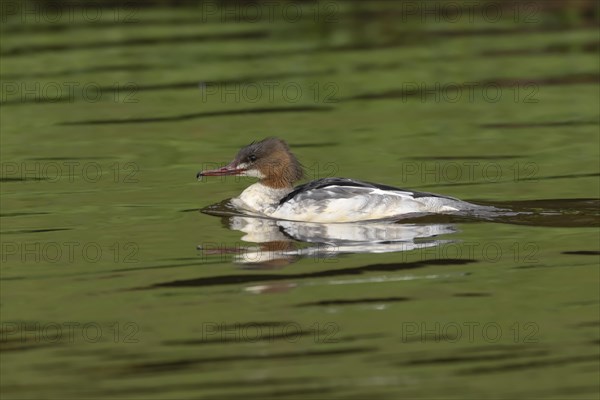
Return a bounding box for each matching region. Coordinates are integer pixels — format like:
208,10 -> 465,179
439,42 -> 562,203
197,137 -> 489,223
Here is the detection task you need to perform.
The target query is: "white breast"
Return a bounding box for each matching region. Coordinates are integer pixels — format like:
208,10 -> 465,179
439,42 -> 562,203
231,183 -> 291,216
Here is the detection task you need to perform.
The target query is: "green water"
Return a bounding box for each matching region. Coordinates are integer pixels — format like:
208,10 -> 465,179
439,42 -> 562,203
1,1 -> 599,399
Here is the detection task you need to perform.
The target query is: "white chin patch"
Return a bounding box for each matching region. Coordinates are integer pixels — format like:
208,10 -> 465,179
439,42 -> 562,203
237,163 -> 265,179
243,169 -> 265,178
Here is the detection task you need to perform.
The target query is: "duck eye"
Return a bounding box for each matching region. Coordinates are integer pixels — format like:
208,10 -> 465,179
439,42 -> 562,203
248,154 -> 257,162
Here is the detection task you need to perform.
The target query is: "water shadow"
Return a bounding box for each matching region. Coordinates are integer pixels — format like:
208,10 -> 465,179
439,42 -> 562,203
481,120 -> 599,129
1,228 -> 72,234
0,212 -> 51,218
146,259 -> 474,289
457,354 -> 599,375
1,31 -> 269,57
0,64 -> 159,80
296,297 -> 410,307
0,177 -> 49,182
120,346 -> 376,375
481,41 -> 599,57
59,105 -> 333,125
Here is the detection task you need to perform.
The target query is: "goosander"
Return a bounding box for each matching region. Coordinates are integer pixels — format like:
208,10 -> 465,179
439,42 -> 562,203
197,138 -> 489,223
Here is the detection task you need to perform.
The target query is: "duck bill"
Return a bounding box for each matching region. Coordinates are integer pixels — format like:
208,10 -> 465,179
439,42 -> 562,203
197,162 -> 246,178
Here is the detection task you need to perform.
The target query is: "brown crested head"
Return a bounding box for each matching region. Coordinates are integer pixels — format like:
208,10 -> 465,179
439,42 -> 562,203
232,137 -> 304,188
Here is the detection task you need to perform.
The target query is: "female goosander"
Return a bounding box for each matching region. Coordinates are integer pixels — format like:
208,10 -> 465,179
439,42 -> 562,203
197,138 -> 490,223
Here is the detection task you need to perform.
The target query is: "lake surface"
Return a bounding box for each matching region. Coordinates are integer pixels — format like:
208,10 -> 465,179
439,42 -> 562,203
1,1 -> 599,399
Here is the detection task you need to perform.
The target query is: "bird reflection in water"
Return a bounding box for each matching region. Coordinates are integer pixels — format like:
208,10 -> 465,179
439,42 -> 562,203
199,212 -> 458,268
